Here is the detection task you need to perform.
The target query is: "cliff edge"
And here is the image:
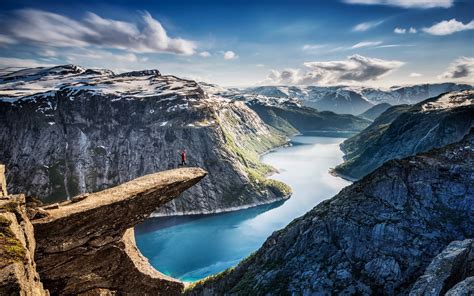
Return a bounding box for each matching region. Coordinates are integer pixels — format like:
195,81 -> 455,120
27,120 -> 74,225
1,167 -> 206,295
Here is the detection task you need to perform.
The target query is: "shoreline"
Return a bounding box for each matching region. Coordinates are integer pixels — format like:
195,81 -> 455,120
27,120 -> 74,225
151,131 -> 357,219
150,194 -> 291,218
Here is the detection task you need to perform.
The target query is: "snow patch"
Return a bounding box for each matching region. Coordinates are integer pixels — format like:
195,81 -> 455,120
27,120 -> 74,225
421,91 -> 473,111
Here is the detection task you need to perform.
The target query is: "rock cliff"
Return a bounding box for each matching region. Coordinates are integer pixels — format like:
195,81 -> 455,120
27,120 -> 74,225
186,130 -> 474,295
0,194 -> 48,296
0,65 -> 290,215
1,167 -> 206,295
335,90 -> 474,180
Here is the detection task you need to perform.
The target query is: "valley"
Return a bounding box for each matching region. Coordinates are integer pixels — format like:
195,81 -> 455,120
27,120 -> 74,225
0,65 -> 472,296
135,135 -> 351,282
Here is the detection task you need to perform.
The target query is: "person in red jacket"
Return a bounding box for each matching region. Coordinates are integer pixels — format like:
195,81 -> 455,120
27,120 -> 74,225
180,150 -> 187,166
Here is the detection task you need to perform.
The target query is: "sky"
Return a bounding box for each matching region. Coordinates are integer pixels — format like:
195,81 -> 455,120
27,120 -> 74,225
0,0 -> 472,87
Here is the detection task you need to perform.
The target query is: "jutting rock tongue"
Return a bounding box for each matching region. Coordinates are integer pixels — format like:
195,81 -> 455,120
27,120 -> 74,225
32,167 -> 206,295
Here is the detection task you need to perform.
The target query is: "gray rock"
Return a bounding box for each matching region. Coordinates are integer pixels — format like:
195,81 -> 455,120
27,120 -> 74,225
186,130 -> 474,296
445,277 -> 474,296
409,239 -> 474,296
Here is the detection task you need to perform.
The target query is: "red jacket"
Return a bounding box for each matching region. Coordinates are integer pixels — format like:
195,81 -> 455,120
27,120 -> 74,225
181,152 -> 187,161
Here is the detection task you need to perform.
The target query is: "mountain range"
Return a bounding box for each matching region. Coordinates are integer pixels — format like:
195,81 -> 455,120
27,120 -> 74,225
237,83 -> 472,115
0,65 -> 367,215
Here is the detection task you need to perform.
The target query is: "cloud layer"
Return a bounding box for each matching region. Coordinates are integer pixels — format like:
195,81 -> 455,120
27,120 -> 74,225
353,20 -> 383,32
265,55 -> 404,85
1,9 -> 196,55
422,19 -> 474,36
440,57 -> 474,79
343,0 -> 453,8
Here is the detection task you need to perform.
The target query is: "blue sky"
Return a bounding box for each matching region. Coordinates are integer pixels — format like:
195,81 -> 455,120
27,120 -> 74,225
0,0 -> 472,87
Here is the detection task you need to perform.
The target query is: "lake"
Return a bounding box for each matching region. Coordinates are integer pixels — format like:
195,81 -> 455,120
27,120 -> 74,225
135,135 -> 351,282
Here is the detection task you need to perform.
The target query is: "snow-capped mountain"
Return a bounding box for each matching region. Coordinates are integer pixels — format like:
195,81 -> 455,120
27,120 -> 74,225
0,64 -> 367,216
237,83 -> 472,115
0,64 -> 292,216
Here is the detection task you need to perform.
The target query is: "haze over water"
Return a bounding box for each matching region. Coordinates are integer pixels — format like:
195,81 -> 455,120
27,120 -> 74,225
135,136 -> 351,282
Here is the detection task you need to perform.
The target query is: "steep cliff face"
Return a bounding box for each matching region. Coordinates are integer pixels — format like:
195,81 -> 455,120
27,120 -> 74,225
186,130 -> 474,295
0,65 -> 290,215
339,104 -> 412,164
335,90 -> 474,180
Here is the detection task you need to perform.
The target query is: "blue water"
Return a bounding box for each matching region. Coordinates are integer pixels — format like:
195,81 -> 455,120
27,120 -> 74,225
135,136 -> 351,282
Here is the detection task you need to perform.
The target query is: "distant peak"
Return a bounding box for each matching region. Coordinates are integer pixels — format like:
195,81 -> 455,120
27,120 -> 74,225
116,69 -> 161,78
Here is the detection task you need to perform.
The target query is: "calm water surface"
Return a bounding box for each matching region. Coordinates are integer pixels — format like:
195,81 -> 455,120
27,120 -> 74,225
135,136 -> 351,282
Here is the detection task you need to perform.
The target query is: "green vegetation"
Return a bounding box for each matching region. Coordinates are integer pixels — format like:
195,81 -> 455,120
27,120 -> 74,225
217,111 -> 292,199
0,215 -> 27,268
184,266 -> 235,292
184,252 -> 257,294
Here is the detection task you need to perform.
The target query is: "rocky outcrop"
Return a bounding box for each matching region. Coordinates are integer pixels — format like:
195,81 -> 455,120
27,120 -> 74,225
335,90 -> 474,179
1,167 -> 206,295
186,130 -> 474,295
0,194 -> 48,295
32,167 -> 206,295
0,65 -> 290,216
410,239 -> 473,295
0,165 -> 6,196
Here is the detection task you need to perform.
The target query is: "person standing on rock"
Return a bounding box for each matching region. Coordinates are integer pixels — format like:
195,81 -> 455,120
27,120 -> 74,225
180,150 -> 187,166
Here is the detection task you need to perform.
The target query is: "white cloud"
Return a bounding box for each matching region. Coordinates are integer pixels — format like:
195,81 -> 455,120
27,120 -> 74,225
265,54 -> 404,85
353,20 -> 384,32
343,0 -> 453,8
2,9 -> 196,55
410,72 -> 422,77
352,41 -> 383,48
302,44 -> 326,51
394,27 -> 407,34
422,19 -> 474,36
0,57 -> 55,68
223,51 -> 237,60
440,57 -> 474,79
394,27 -> 418,34
256,64 -> 265,67
199,51 -> 211,57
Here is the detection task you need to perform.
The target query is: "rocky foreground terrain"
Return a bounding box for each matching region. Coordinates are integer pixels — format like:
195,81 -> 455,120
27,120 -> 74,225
0,167 -> 206,295
335,90 -> 474,180
186,130 -> 474,295
0,65 -> 370,216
